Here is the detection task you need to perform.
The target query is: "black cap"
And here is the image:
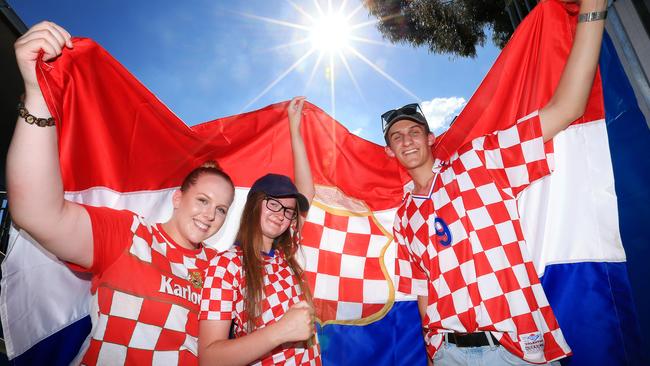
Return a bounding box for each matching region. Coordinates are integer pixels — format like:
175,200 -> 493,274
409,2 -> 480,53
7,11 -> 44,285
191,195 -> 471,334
248,173 -> 309,211
381,103 -> 430,143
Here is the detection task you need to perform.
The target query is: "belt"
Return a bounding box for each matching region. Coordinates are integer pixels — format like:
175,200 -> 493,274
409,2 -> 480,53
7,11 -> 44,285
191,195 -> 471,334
446,332 -> 500,348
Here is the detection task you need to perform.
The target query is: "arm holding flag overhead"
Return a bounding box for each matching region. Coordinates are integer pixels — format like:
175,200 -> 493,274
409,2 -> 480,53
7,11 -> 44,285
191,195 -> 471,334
539,0 -> 607,141
288,96 -> 315,206
7,21 -> 94,269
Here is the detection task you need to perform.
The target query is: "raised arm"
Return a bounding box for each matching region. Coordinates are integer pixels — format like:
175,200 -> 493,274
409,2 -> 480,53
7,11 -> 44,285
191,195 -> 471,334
539,0 -> 607,141
7,21 -> 93,268
287,96 -> 315,205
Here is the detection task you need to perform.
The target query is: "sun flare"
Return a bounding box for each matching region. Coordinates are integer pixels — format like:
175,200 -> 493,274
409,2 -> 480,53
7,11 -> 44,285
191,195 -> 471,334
239,1 -> 420,116
310,13 -> 351,53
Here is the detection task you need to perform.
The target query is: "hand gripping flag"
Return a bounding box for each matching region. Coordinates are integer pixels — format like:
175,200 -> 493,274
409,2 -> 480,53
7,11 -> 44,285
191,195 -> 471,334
2,0 -> 649,365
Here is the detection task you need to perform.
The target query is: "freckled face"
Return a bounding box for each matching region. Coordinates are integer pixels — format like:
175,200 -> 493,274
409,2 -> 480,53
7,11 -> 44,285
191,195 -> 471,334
259,197 -> 296,242
385,119 -> 435,170
171,174 -> 234,248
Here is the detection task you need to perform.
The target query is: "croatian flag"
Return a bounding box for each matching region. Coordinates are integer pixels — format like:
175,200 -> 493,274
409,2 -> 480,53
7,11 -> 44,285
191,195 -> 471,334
1,1 -> 648,365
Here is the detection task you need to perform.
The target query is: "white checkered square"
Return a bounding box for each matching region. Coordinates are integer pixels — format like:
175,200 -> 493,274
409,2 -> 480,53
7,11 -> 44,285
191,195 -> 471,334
362,280 -> 390,303
130,236 -> 152,263
451,287 -> 472,314
522,137 -> 546,162
495,221 -> 517,245
484,246 -> 510,271
339,254 -> 365,278
306,205 -> 326,225
438,247 -> 460,273
346,215 -> 371,234
460,148 -> 483,170
96,342 -> 127,365
466,206 -> 493,230
484,147 -> 505,170
152,351 -> 179,365
94,313 -> 110,341
109,291 -> 143,319
456,171 -> 476,192
497,123 -> 522,148
432,276 -> 452,297
531,283 -> 550,307
299,245 -> 320,272
476,183 -> 502,205
367,234 -> 388,256
505,289 -> 531,317
128,323 -> 162,350
336,302 -> 363,320
164,304 -> 189,332
313,273 -> 339,301
477,273 -> 503,300
511,263 -> 530,288
182,334 -> 198,355
505,164 -> 530,188
319,227 -> 346,253
150,236 -> 168,257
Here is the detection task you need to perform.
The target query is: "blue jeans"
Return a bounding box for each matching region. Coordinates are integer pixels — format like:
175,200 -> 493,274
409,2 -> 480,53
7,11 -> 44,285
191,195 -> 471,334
433,342 -> 561,366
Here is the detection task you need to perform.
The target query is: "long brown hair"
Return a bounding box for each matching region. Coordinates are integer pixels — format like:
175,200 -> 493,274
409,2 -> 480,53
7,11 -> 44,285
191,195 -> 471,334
237,191 -> 312,332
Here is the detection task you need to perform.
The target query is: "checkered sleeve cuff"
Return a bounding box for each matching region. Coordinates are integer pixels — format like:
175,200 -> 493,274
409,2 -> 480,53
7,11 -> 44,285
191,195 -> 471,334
199,252 -> 240,321
471,111 -> 554,197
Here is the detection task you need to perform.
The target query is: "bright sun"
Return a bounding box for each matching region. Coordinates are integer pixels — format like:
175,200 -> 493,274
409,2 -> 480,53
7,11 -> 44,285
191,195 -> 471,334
310,13 -> 351,53
239,1 -> 420,116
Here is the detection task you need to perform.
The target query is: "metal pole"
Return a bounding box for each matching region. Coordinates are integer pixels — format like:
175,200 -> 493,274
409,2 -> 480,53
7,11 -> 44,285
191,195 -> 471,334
0,0 -> 28,34
608,5 -> 650,117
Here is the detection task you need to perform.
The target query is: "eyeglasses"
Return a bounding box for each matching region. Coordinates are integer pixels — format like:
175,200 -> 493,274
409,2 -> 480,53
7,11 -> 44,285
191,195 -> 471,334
381,103 -> 424,132
264,197 -> 298,220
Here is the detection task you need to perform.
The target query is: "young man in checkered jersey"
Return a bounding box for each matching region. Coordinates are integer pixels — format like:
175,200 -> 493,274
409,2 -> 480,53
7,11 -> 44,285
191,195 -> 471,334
384,0 -> 607,365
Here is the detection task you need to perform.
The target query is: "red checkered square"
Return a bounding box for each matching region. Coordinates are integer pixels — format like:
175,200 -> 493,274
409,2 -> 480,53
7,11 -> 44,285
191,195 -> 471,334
200,246 -> 320,366
394,112 -> 570,363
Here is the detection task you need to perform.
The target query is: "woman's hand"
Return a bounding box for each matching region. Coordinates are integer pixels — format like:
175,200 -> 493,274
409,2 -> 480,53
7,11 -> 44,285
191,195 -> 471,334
276,300 -> 315,343
14,21 -> 73,94
288,96 -> 306,134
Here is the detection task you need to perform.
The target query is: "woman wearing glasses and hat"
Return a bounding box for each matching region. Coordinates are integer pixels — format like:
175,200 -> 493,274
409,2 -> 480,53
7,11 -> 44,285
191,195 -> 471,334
198,97 -> 320,365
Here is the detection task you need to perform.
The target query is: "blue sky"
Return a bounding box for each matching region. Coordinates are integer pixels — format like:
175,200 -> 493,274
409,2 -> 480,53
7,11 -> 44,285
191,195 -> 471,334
10,0 -> 500,144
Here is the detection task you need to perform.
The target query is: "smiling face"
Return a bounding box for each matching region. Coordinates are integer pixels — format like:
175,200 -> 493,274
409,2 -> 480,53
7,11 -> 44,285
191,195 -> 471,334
169,174 -> 235,249
385,119 -> 436,171
259,196 -> 296,247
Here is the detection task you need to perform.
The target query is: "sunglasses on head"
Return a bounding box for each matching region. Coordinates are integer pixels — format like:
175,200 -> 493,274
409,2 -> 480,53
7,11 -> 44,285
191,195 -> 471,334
381,103 -> 424,132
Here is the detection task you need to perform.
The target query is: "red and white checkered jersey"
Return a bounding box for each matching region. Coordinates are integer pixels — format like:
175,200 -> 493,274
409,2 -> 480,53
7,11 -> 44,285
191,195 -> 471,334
200,246 -> 321,366
394,112 -> 572,363
70,205 -> 217,365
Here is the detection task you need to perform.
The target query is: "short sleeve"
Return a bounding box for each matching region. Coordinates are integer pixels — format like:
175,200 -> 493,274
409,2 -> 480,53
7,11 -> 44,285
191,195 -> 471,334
66,205 -> 135,275
393,212 -> 429,296
469,111 -> 554,197
199,252 -> 241,321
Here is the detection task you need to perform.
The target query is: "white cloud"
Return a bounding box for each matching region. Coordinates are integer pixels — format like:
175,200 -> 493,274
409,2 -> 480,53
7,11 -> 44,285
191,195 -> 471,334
420,97 -> 466,133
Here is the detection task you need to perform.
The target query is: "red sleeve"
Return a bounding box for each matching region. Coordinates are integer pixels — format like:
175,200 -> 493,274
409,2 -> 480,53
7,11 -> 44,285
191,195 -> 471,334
465,112 -> 554,198
66,205 -> 135,275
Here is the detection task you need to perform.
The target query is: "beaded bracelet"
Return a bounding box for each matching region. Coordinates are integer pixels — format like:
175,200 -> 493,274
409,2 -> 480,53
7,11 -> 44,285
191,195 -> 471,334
17,102 -> 55,127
